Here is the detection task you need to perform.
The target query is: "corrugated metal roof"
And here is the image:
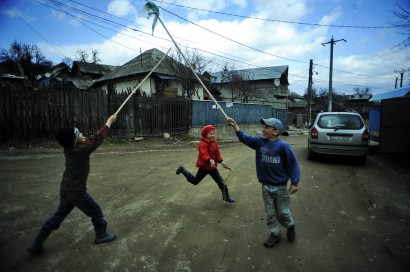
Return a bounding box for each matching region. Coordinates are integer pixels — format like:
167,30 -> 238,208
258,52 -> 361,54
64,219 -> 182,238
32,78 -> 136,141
94,48 -> 174,83
210,66 -> 288,84
369,86 -> 410,101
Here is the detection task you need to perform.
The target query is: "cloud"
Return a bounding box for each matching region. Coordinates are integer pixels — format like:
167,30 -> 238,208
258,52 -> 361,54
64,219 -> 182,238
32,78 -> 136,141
3,7 -> 36,23
37,0 -> 410,95
107,0 -> 136,17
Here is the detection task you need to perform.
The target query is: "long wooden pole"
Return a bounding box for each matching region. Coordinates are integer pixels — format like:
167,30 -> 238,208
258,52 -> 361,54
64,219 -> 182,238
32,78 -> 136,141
115,47 -> 172,115
152,11 -> 228,119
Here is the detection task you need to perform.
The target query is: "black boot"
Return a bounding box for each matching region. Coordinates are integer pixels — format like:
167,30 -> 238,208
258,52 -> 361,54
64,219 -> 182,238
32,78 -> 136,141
94,223 -> 116,244
176,165 -> 184,175
26,227 -> 52,254
176,166 -> 196,184
218,184 -> 235,203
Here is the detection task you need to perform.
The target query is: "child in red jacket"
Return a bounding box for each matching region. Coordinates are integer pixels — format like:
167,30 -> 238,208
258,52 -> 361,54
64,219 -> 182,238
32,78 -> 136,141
176,125 -> 235,203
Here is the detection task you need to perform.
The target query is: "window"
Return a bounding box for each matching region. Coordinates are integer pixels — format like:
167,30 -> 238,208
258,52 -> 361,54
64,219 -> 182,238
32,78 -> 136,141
318,114 -> 363,129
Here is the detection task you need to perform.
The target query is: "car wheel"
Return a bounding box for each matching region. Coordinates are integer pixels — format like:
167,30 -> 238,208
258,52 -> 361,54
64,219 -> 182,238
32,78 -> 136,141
357,155 -> 367,165
308,149 -> 317,160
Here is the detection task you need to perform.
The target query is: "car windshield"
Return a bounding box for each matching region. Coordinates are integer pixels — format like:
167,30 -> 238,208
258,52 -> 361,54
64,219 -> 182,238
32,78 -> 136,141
318,114 -> 363,129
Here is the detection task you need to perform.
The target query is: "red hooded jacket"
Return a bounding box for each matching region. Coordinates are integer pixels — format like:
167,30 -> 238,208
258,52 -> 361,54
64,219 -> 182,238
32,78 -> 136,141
195,137 -> 223,170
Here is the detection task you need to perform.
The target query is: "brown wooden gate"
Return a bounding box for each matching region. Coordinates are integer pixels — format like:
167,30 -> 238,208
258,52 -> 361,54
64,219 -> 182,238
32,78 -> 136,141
108,94 -> 191,137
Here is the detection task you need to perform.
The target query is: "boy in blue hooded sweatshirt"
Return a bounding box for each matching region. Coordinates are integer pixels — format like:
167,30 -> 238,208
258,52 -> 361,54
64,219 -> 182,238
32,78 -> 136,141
226,117 -> 300,248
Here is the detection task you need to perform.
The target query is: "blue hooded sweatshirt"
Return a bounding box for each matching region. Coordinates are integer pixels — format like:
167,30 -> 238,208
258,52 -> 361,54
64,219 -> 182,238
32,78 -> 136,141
236,130 -> 300,186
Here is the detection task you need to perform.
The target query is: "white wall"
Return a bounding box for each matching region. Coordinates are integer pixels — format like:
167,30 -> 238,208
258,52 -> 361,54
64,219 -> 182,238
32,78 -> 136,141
99,77 -> 206,99
217,81 -> 288,109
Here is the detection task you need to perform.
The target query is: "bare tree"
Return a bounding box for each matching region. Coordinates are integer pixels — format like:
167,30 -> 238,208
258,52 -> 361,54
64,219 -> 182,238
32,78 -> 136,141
91,49 -> 101,64
75,49 -> 89,62
62,57 -> 73,67
0,40 -> 52,84
75,48 -> 101,63
218,64 -> 264,103
164,48 -> 211,99
353,87 -> 371,95
391,1 -> 410,48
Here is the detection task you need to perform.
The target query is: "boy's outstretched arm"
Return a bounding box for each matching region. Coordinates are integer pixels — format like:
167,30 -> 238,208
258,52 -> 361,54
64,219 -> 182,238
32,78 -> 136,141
226,117 -> 240,132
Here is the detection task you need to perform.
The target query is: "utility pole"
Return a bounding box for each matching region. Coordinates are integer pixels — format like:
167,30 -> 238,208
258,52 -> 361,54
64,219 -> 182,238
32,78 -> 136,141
394,69 -> 409,88
322,36 -> 346,112
307,59 -> 313,125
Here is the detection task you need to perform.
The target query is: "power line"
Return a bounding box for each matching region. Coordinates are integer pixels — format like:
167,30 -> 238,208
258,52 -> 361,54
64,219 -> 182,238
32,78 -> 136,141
47,0 -> 396,85
41,0 -> 306,80
5,0 -> 399,94
1,1 -> 69,60
153,0 -> 397,29
159,6 -> 308,64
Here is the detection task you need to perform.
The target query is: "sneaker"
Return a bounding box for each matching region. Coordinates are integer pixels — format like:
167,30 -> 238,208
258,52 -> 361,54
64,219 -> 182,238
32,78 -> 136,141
176,165 -> 183,175
263,234 -> 281,248
95,233 -> 116,244
287,226 -> 296,242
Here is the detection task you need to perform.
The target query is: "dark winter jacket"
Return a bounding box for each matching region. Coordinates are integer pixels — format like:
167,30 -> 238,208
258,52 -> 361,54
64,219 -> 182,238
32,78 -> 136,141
60,125 -> 110,192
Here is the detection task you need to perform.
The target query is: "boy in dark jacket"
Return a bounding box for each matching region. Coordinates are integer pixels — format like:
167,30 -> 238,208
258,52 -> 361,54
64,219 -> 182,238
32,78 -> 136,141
176,125 -> 235,203
26,114 -> 118,254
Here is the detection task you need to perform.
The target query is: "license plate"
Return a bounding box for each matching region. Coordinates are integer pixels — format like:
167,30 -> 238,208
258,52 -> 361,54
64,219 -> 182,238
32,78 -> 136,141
330,135 -> 350,141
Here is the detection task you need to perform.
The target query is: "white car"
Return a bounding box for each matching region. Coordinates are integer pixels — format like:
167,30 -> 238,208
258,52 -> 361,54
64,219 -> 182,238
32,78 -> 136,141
307,112 -> 369,164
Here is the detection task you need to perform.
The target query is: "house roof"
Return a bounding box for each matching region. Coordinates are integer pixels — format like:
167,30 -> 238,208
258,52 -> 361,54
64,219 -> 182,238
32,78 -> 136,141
1,74 -> 25,80
52,62 -> 71,77
349,94 -> 372,100
289,99 -> 307,108
210,66 -> 289,84
72,61 -> 117,76
70,78 -> 95,90
369,86 -> 410,101
93,48 -> 174,84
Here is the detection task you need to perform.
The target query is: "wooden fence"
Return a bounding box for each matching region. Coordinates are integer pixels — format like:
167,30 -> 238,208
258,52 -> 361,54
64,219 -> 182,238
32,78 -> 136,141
108,92 -> 191,137
0,88 -> 190,143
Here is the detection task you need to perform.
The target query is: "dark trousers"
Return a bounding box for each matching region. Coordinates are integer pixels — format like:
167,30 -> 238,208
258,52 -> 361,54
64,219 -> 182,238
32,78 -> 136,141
185,167 -> 225,185
43,190 -> 106,235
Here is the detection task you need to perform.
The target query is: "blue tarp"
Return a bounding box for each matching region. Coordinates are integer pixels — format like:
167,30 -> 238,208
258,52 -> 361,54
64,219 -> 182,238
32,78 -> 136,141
369,86 -> 410,101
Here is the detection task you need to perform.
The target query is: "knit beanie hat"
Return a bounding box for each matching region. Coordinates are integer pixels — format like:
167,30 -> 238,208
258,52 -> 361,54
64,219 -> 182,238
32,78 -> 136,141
55,127 -> 79,147
201,125 -> 215,137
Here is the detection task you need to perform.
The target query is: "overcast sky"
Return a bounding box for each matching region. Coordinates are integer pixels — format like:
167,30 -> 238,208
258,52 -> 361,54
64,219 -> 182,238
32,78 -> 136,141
1,0 -> 410,95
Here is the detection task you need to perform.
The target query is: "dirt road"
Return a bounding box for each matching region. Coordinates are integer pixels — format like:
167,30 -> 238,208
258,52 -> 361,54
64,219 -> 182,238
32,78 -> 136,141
0,134 -> 409,272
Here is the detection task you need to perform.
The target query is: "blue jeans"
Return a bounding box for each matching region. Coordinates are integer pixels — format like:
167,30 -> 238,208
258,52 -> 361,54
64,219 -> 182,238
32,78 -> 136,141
262,184 -> 294,236
43,191 -> 106,235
